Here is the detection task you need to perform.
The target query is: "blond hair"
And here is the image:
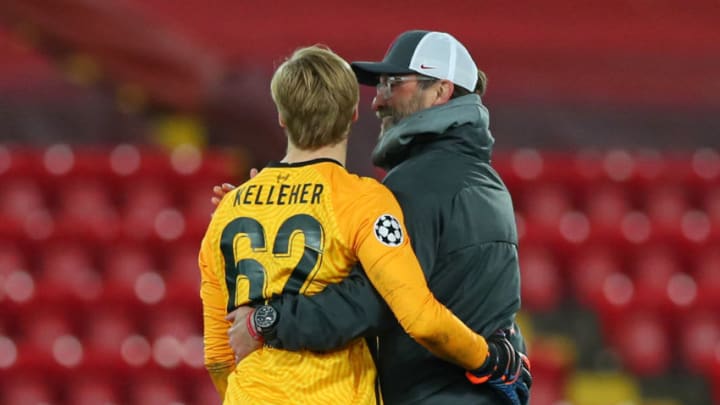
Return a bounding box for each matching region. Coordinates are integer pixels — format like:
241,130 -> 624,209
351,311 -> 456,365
270,45 -> 359,150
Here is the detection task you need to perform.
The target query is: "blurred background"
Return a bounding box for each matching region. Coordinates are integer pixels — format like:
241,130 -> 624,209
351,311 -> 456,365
0,1 -> 718,404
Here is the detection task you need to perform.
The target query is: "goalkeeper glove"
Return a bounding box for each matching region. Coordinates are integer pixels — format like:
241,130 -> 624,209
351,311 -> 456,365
466,332 -> 532,405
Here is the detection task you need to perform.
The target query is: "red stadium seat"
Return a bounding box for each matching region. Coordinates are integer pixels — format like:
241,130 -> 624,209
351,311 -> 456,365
163,242 -> 201,302
600,149 -> 636,183
41,144 -> 76,178
632,149 -> 669,184
568,246 -> 623,311
144,307 -> 202,369
595,271 -> 636,321
108,144 -> 143,177
629,245 -> 683,312
120,179 -> 175,240
130,375 -> 187,405
126,146 -> 175,178
194,379 -> 223,405
145,307 -> 201,342
1,377 -> 56,405
572,149 -> 606,183
524,369 -> 564,405
519,246 -> 563,312
182,181 -> 217,237
0,337 -> 18,374
690,148 -> 720,183
54,179 -> 120,240
520,183 -> 573,233
619,210 -> 653,245
0,242 -> 26,277
694,249 -> 720,311
66,378 -> 121,405
102,244 -> 157,301
102,243 -> 168,305
37,243 -> 103,302
507,149 -> 545,183
0,179 -> 45,219
643,183 -> 689,237
0,146 -> 42,179
0,243 -> 30,304
583,183 -> 632,237
0,179 -> 48,237
19,310 -> 75,362
190,148 -> 238,179
69,147 -> 116,179
678,312 -> 720,375
82,309 -> 136,364
703,186 -> 720,232
610,311 -> 671,376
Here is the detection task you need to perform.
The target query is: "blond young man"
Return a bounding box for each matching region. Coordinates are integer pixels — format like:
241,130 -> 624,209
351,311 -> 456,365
199,46 -> 517,405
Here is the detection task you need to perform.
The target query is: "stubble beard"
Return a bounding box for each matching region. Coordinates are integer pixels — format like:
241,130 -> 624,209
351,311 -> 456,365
376,93 -> 424,139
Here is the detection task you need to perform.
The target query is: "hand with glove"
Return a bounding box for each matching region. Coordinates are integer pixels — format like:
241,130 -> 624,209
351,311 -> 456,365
466,332 -> 532,405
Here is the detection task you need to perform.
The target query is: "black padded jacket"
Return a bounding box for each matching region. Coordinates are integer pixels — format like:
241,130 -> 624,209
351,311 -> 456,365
266,94 -> 527,405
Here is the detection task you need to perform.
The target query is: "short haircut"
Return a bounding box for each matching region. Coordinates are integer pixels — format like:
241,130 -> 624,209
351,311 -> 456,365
270,45 -> 359,150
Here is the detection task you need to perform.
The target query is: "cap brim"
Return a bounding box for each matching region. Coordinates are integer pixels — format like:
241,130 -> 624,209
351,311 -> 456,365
350,61 -> 416,86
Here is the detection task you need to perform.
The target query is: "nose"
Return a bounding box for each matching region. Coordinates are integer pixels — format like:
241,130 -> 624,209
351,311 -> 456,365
371,93 -> 386,112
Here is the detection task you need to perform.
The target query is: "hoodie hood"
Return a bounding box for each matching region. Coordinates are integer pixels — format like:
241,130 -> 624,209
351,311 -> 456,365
371,94 -> 494,169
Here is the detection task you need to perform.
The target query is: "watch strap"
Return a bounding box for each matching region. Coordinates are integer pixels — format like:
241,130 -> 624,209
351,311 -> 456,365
246,309 -> 264,342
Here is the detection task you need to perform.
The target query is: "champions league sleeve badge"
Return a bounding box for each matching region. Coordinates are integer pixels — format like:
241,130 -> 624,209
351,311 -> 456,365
373,214 -> 404,247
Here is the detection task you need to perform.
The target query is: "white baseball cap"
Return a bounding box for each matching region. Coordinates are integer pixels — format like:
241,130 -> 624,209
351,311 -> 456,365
351,30 -> 479,92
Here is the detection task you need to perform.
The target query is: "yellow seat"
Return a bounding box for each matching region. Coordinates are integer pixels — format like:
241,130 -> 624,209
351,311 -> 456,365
566,370 -> 641,405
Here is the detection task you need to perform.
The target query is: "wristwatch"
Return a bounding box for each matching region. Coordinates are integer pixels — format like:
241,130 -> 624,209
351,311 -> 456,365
253,304 -> 279,339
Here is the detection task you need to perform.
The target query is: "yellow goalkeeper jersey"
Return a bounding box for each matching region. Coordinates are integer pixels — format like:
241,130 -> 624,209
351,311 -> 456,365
199,159 -> 487,405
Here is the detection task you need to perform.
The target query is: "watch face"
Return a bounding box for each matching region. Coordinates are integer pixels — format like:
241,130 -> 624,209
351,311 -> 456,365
254,305 -> 277,330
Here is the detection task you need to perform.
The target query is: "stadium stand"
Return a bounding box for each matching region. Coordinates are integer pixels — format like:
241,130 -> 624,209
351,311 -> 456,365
0,145 -> 717,404
1,1 -> 718,403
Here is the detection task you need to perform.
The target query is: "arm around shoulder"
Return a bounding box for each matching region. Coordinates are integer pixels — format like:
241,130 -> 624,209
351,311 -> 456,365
264,264 -> 393,351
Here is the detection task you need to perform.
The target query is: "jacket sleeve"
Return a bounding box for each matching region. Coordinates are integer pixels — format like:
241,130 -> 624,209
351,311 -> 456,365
264,264 -> 395,351
387,187 -> 440,277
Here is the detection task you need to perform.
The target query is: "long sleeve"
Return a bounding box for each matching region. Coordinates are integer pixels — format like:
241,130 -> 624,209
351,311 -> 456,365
356,230 -> 488,371
199,238 -> 235,398
347,186 -> 489,371
265,264 -> 394,351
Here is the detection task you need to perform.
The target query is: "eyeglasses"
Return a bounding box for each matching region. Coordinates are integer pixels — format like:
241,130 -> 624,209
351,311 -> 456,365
375,75 -> 437,99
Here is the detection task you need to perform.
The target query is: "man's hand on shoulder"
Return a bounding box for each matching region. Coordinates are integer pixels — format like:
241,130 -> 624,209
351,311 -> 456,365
211,183 -> 237,206
210,168 -> 259,207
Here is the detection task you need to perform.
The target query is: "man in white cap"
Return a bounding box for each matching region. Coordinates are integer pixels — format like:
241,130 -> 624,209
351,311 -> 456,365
224,30 -> 532,405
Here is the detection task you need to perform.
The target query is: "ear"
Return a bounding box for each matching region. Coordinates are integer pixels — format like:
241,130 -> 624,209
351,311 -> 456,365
432,80 -> 454,106
352,105 -> 359,122
277,112 -> 286,128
